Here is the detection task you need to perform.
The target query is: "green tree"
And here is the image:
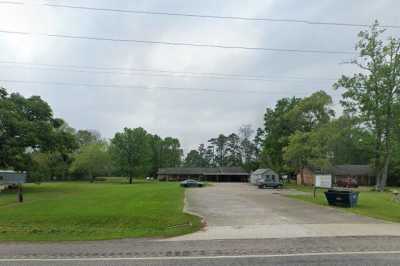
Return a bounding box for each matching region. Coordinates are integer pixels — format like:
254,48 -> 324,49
70,142 -> 112,182
75,130 -> 102,147
110,127 -> 152,184
262,97 -> 301,172
208,135 -> 229,167
160,137 -> 183,167
0,88 -> 77,173
184,150 -> 203,167
334,22 -> 400,191
282,91 -> 335,178
328,115 -> 374,165
149,135 -> 183,176
238,125 -> 258,171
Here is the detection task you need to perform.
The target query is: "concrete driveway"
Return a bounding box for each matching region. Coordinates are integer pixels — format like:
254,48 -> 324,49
170,183 -> 400,240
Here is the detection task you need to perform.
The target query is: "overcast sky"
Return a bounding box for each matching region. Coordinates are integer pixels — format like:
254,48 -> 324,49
1,0 -> 399,151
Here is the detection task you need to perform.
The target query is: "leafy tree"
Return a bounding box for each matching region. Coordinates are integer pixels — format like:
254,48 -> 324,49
328,115 -> 374,165
238,125 -> 258,171
208,135 -> 229,167
75,130 -> 102,147
70,142 -> 112,182
282,91 -> 335,177
29,152 -> 52,182
226,133 -> 242,166
262,97 -> 301,172
149,135 -> 183,176
110,127 -> 152,184
149,134 -> 163,176
184,150 -> 203,167
184,144 -> 210,167
0,88 -> 77,173
160,137 -> 183,167
334,22 -> 400,191
283,131 -> 313,183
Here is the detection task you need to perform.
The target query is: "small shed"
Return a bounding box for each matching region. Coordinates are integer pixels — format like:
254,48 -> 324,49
0,170 -> 26,185
296,167 -> 316,186
250,168 -> 279,185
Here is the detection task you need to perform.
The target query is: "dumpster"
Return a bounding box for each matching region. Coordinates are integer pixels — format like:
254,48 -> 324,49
324,189 -> 359,208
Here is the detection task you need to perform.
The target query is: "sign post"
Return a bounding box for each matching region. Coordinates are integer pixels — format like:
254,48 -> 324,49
314,174 -> 332,199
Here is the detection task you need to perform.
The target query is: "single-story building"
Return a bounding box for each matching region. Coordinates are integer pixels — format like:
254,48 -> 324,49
296,167 -> 322,186
332,164 -> 375,186
249,168 -> 279,185
296,164 -> 375,186
0,170 -> 26,186
157,167 -> 250,182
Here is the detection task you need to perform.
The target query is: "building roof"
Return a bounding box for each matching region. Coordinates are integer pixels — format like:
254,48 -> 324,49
157,167 -> 249,176
252,168 -> 278,175
331,164 -> 374,177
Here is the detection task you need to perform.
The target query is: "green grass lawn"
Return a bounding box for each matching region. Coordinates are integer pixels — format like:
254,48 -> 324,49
0,181 -> 202,241
285,183 -> 400,223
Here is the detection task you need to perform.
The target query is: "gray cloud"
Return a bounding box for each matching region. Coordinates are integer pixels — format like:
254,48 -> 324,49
1,0 -> 399,151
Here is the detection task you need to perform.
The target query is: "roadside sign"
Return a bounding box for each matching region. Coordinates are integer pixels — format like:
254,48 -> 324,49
315,174 -> 332,188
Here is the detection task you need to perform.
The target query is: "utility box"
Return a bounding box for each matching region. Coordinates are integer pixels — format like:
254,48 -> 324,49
0,170 -> 26,185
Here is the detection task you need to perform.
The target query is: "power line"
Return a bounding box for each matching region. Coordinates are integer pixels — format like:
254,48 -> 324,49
0,79 -> 279,94
44,3 -> 400,29
0,30 -> 355,55
0,61 -> 336,83
0,30 -> 28,35
0,1 -> 23,4
0,60 -> 336,81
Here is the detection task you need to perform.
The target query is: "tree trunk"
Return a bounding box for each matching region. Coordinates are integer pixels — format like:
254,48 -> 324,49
129,176 -> 133,184
89,170 -> 94,183
378,153 -> 390,192
300,166 -> 304,185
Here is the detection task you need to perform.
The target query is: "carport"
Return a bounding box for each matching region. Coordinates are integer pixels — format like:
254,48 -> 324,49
157,167 -> 249,182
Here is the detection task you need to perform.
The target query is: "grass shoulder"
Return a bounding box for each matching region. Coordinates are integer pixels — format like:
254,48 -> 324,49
284,183 -> 400,223
0,181 -> 202,241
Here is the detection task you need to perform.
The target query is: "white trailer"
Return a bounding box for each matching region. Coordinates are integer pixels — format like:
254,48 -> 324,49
250,168 -> 279,185
0,170 -> 26,186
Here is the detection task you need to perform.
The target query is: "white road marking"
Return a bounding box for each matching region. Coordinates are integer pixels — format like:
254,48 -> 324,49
1,250 -> 400,262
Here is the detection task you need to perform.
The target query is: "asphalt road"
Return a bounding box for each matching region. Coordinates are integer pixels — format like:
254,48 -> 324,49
2,252 -> 400,265
1,236 -> 400,265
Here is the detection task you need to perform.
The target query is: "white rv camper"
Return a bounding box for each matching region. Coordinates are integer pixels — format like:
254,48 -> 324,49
250,168 -> 279,186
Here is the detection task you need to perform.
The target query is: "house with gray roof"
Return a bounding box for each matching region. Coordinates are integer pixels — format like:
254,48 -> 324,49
157,167 -> 249,182
296,164 -> 375,186
331,164 -> 375,186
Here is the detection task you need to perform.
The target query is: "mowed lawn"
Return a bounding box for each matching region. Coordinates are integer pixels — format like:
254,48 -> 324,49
286,184 -> 400,223
0,181 -> 202,241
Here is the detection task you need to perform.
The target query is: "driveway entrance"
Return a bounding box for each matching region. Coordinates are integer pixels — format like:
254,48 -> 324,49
170,183 -> 400,240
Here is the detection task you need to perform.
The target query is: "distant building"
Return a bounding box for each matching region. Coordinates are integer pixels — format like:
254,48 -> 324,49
157,167 -> 249,182
296,167 -> 319,186
296,164 -> 375,186
249,168 -> 279,185
332,164 -> 375,186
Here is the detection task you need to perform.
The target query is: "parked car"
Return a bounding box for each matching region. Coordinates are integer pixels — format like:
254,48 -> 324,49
257,176 -> 282,189
180,179 -> 204,188
336,177 -> 358,188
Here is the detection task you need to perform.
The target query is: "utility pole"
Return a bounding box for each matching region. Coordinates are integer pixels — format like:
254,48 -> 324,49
17,184 -> 23,203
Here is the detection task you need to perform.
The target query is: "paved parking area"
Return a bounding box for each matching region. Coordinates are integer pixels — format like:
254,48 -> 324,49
170,183 -> 400,240
185,183 -> 378,226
